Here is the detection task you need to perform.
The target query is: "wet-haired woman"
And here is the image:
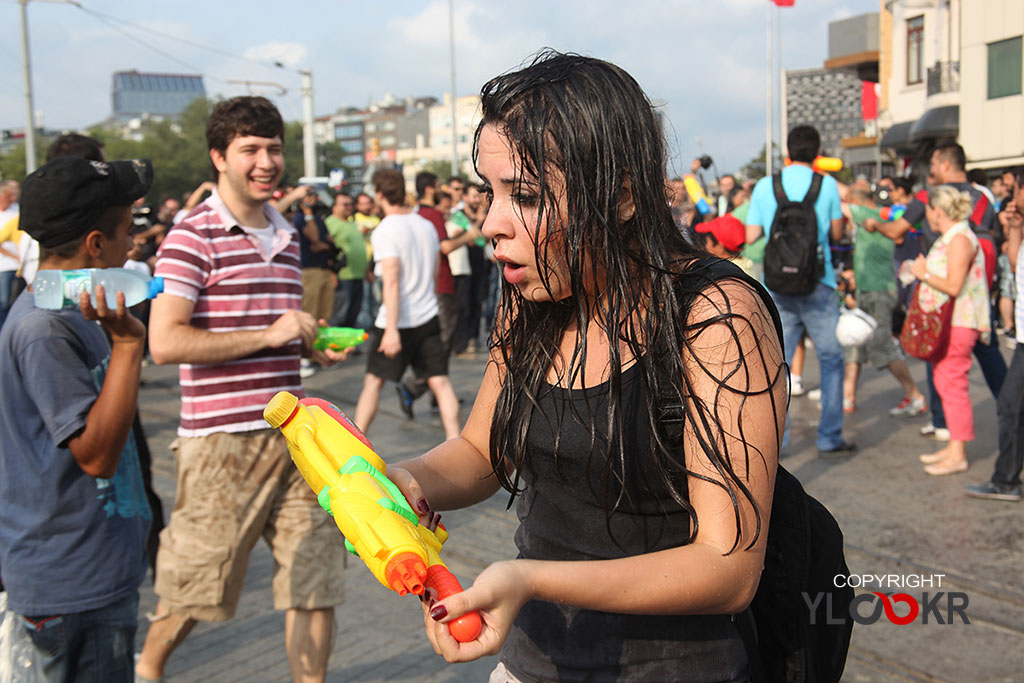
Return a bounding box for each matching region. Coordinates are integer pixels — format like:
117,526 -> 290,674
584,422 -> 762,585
392,51 -> 786,682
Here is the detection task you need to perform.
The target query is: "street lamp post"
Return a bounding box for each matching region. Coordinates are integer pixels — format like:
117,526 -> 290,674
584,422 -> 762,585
16,0 -> 72,175
448,0 -> 458,177
19,0 -> 38,173
765,1 -> 773,177
300,69 -> 316,179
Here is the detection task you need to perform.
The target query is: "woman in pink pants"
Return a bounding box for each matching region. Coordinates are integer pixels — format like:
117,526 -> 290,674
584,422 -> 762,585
911,185 -> 991,475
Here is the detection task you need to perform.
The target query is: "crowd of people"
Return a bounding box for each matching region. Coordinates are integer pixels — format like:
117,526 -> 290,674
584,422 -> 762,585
672,130 -> 1022,500
0,48 -> 1019,683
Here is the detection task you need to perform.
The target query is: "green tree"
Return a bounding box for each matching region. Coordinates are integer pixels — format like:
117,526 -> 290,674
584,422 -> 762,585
418,158 -> 464,181
281,121 -> 306,186
318,141 -> 344,175
2,97 -> 331,209
86,97 -> 216,206
739,142 -> 782,182
0,138 -> 48,183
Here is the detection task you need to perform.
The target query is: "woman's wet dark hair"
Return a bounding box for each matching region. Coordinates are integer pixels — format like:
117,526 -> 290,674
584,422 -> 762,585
477,50 -> 783,551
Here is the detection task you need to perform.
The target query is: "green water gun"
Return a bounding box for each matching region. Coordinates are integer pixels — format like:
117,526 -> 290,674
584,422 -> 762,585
313,327 -> 368,351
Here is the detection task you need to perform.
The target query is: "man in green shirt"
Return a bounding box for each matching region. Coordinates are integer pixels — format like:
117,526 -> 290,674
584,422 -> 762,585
325,193 -> 368,328
844,187 -> 926,416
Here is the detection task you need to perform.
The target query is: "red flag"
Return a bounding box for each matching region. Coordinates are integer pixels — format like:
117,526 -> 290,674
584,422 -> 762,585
772,0 -> 795,6
861,81 -> 878,121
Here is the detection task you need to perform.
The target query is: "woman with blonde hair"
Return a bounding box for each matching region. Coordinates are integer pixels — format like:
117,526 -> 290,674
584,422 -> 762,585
912,184 -> 991,475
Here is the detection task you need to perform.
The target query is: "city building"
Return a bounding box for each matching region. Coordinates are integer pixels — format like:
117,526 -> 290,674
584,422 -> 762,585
395,93 -> 482,186
782,67 -> 867,165
329,110 -> 366,185
879,1 -> 960,171
959,0 -> 1023,170
780,12 -> 887,181
313,95 -> 439,192
821,11 -> 890,181
879,0 -> 1024,173
112,71 -> 206,120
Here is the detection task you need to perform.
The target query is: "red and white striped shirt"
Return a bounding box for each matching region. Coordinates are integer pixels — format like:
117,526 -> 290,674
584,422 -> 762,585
154,189 -> 304,437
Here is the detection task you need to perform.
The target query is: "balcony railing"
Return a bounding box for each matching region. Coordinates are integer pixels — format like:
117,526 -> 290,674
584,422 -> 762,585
927,61 -> 960,96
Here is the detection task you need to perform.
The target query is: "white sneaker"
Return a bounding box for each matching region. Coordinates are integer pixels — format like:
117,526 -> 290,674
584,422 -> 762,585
889,395 -> 927,418
807,388 -> 822,401
299,359 -> 317,379
790,375 -> 805,396
920,422 -> 951,441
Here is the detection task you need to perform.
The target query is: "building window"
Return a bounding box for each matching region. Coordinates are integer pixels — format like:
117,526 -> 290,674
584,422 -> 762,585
365,122 -> 379,133
342,154 -> 363,167
380,135 -> 396,147
907,15 -> 924,85
382,120 -> 396,131
335,124 -> 361,139
988,36 -> 1023,99
340,139 -> 363,153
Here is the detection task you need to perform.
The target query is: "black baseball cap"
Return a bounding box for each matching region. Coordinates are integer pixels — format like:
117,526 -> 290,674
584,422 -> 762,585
21,156 -> 154,249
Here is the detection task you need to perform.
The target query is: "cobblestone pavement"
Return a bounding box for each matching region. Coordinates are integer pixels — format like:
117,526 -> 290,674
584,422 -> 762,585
134,339 -> 1023,682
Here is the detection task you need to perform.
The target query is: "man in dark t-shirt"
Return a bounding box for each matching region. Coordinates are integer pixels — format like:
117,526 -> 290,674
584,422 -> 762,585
867,145 -> 995,251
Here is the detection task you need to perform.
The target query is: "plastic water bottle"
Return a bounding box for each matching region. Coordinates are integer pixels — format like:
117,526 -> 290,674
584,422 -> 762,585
33,268 -> 164,310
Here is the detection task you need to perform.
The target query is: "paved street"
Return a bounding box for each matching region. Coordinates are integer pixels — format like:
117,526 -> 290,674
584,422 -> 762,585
134,341 -> 1023,682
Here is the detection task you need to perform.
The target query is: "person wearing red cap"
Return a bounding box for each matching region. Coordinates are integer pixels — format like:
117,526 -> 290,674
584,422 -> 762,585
695,213 -> 756,277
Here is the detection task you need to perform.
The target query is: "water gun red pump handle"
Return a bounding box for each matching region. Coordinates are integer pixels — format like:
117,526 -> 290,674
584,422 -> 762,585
425,565 -> 483,642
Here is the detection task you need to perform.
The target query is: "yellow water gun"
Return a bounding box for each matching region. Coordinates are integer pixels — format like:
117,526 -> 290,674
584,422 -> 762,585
683,174 -> 711,215
263,391 -> 483,642
784,156 -> 843,174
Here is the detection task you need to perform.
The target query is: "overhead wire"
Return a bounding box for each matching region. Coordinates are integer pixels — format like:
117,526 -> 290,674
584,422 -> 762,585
64,1 -> 292,82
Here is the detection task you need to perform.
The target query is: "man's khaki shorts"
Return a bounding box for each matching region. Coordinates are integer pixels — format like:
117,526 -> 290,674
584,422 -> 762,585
154,430 -> 346,621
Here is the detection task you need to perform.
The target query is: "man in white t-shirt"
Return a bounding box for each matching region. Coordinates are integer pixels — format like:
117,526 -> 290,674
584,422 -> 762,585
353,169 -> 461,439
0,180 -> 20,325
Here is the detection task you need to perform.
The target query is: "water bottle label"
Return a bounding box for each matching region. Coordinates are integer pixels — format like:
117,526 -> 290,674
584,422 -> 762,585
61,271 -> 92,308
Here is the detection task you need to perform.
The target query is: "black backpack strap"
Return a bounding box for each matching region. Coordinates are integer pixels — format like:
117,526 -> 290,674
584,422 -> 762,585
677,257 -> 785,352
736,609 -> 768,683
802,172 -> 824,207
771,172 -> 786,206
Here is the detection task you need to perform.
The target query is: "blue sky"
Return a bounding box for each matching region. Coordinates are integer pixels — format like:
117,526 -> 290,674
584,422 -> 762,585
0,0 -> 879,176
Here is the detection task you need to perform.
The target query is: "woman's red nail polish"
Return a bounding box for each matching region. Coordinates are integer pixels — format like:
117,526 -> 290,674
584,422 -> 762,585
416,499 -> 431,514
430,604 -> 448,621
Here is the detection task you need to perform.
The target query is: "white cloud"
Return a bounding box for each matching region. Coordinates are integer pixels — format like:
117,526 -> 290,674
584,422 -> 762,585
0,0 -> 882,178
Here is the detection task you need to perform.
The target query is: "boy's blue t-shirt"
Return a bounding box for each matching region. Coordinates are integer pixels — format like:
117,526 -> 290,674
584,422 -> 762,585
746,165 -> 844,289
0,292 -> 150,615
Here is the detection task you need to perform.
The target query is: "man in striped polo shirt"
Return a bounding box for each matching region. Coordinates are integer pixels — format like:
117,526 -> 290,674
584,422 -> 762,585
136,97 -> 347,683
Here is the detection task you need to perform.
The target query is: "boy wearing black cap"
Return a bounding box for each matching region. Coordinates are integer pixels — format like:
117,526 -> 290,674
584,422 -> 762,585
0,156 -> 154,681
